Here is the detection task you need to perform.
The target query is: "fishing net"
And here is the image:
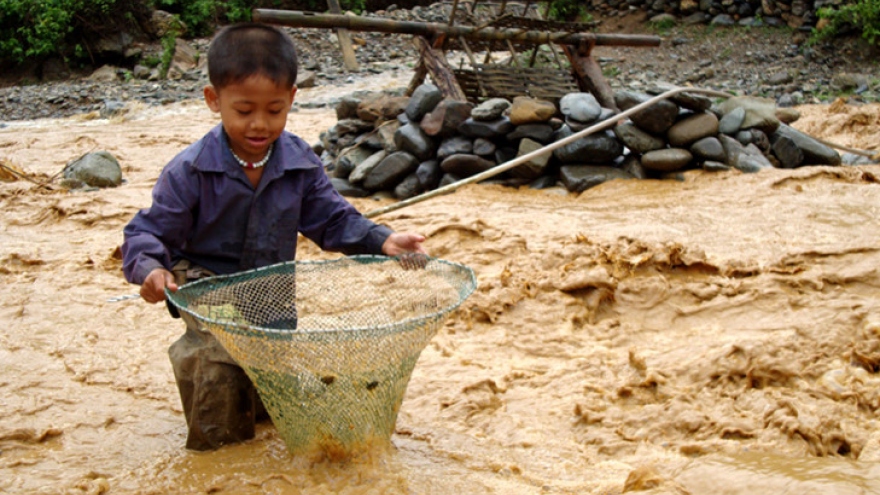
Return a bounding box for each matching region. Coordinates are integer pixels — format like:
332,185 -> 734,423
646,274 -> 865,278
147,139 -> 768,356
165,255 -> 477,458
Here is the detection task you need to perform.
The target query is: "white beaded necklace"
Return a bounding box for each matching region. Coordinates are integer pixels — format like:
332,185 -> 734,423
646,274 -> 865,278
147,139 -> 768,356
231,144 -> 273,169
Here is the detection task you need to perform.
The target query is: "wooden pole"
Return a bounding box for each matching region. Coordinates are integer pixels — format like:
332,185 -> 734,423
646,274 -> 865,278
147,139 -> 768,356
414,36 -> 468,102
252,10 -> 662,47
564,41 -> 618,111
325,0 -> 359,72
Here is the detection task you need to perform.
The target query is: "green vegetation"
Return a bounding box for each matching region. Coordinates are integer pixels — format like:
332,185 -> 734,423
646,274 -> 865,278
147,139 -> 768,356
811,0 -> 880,46
0,0 -> 375,68
0,0 -> 142,64
648,17 -> 677,34
602,65 -> 620,78
546,0 -> 588,22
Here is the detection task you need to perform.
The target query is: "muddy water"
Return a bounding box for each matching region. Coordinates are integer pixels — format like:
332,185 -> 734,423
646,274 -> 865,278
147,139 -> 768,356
2,93 -> 880,494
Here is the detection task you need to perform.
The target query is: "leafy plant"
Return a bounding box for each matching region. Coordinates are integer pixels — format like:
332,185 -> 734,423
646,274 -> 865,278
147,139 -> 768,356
648,17 -> 678,34
602,65 -> 620,78
546,0 -> 588,22
0,0 -> 148,65
811,0 -> 880,46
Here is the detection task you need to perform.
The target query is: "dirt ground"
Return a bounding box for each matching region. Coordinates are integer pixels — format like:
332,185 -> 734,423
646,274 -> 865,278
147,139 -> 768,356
2,75 -> 880,494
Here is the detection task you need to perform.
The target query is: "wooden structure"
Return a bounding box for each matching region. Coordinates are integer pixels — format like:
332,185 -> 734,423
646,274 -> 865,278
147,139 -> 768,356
253,2 -> 660,109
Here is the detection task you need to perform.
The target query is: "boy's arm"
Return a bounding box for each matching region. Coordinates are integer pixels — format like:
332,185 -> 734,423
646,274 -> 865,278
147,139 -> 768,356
121,164 -> 198,285
297,166 -> 396,255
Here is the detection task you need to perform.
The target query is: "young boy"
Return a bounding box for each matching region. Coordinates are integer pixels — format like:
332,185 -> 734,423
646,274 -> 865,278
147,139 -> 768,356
121,23 -> 426,451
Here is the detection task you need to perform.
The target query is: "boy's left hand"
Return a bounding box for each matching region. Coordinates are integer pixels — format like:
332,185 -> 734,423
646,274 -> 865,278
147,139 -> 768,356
382,232 -> 427,257
382,233 -> 428,269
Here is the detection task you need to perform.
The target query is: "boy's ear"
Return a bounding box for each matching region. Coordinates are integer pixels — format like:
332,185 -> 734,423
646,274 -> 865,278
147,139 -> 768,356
290,86 -> 297,102
204,86 -> 220,112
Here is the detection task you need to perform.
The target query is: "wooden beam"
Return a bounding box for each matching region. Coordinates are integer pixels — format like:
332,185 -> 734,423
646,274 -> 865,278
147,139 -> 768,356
414,36 -> 467,102
563,41 -> 618,111
326,0 -> 359,72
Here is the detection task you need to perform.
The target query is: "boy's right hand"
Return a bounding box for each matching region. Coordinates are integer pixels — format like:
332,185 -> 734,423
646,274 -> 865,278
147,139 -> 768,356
141,268 -> 179,303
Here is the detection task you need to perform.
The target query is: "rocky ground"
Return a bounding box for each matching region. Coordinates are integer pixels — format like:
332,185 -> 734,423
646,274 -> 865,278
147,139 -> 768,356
0,4 -> 877,124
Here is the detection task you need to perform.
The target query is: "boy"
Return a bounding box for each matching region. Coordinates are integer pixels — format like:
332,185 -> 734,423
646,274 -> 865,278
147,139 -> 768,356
121,23 -> 426,451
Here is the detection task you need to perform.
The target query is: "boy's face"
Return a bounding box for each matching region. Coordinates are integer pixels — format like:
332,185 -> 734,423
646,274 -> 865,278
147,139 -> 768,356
204,75 -> 297,163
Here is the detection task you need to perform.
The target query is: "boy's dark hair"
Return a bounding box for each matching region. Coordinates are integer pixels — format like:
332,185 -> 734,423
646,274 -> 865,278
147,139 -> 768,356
207,23 -> 298,89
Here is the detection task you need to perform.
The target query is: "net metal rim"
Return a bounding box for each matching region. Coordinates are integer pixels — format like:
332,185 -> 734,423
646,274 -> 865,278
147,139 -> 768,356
165,255 -> 477,340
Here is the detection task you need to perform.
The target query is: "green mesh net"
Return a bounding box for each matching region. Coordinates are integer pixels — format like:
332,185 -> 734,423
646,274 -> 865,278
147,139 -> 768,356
165,255 -> 477,457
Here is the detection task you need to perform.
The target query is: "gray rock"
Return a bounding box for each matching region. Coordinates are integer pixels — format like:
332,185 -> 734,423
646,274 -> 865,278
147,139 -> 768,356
647,83 -> 713,112
710,14 -> 736,25
101,100 -> 127,118
641,148 -> 694,173
394,171 -> 424,199
349,149 -> 387,184
440,154 -> 496,178
841,153 -> 879,166
296,70 -> 317,89
509,138 -> 552,180
614,90 -> 680,135
330,177 -> 371,197
362,151 -> 419,190
703,160 -> 731,172
507,123 -> 555,143
771,135 -> 804,168
621,154 -> 648,179
335,95 -> 361,120
333,118 -> 375,136
89,65 -> 120,82
458,117 -> 515,139
437,135 -> 473,160
559,92 -> 602,124
473,137 -> 496,156
668,112 -> 719,147
334,145 -> 375,179
420,99 -> 473,138
415,159 -> 442,190
471,98 -> 511,121
63,151 -> 123,188
720,135 -> 772,172
772,124 -> 841,166
495,146 -> 517,166
552,126 -> 624,164
438,173 -> 462,188
614,122 -> 666,154
766,71 -> 793,86
405,83 -> 443,122
718,106 -> 746,135
690,136 -> 726,162
718,96 -> 780,134
559,165 -> 634,193
393,123 -> 435,161
529,175 -> 559,189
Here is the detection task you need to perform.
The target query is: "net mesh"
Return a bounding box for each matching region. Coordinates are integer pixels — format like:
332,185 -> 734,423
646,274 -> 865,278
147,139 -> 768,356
165,255 -> 477,457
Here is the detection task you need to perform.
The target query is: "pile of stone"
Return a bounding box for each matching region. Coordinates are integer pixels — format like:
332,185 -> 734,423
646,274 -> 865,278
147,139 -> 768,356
317,83 -> 842,198
585,0 -> 825,30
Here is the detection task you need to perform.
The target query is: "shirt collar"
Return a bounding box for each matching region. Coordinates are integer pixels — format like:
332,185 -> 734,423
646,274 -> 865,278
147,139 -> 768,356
195,124 -> 321,175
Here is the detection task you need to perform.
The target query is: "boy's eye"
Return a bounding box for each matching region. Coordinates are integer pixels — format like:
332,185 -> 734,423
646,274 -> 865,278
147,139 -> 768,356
236,110 -> 251,116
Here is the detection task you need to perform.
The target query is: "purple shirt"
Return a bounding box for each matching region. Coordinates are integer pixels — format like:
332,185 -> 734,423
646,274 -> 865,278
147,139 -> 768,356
122,124 -> 392,284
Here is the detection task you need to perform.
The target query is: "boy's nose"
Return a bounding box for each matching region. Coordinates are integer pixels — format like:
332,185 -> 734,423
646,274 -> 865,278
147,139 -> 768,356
251,114 -> 268,130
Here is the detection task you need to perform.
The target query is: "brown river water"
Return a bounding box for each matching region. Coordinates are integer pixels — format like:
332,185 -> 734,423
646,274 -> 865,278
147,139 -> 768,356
2,78 -> 880,494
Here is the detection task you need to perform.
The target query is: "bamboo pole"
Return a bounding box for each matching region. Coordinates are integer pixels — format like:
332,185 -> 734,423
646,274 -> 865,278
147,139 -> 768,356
253,10 -> 661,47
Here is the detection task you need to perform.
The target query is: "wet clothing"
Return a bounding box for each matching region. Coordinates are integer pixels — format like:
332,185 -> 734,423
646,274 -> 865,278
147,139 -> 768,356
121,125 -> 392,450
168,260 -> 268,451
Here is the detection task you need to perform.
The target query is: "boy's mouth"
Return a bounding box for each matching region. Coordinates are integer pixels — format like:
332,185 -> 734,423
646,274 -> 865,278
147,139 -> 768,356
247,137 -> 270,148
